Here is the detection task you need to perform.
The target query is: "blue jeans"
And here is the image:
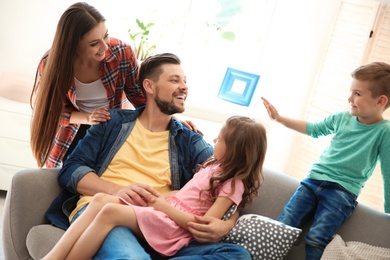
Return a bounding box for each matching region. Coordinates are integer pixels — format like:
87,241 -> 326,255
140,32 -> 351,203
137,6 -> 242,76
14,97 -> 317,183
72,205 -> 250,260
171,241 -> 251,260
277,178 -> 357,260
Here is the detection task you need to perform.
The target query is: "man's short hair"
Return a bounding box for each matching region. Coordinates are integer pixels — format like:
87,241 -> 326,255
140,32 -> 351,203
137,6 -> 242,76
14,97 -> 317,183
138,53 -> 181,97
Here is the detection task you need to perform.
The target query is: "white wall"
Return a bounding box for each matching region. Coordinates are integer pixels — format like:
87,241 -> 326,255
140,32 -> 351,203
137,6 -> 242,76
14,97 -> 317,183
0,1 -> 74,75
256,0 -> 341,170
0,0 -> 341,172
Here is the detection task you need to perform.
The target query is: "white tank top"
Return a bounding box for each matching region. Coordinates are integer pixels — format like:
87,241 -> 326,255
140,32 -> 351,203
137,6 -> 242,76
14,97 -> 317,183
75,78 -> 109,113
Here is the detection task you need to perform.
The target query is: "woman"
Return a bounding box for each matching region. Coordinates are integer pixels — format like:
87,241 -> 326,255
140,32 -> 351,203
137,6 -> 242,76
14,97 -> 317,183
32,3 -> 150,168
30,2 -> 146,168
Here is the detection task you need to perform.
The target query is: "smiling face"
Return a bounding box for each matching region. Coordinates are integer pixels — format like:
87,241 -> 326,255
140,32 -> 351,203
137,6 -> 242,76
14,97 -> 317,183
76,21 -> 109,62
153,63 -> 188,115
348,79 -> 384,124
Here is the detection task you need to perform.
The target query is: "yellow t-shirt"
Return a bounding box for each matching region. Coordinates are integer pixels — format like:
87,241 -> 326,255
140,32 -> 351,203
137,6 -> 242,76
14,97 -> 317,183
70,118 -> 171,221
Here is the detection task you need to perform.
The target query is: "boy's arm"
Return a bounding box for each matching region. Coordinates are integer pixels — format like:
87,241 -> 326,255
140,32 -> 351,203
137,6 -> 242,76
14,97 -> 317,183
262,97 -> 307,134
380,145 -> 390,213
150,196 -> 234,230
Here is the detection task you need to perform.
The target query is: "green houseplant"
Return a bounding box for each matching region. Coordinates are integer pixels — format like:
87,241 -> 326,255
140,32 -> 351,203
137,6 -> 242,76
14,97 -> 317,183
128,19 -> 157,62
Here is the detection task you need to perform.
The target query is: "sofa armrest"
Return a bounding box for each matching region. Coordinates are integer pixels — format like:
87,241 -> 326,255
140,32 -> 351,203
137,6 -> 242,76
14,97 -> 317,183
2,168 -> 62,260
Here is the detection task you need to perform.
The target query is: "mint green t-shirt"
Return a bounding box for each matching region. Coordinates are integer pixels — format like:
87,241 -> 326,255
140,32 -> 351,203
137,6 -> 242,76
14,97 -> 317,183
306,111 -> 390,213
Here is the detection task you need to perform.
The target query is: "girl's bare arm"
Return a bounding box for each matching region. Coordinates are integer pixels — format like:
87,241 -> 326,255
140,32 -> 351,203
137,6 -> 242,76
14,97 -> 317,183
150,196 -> 234,230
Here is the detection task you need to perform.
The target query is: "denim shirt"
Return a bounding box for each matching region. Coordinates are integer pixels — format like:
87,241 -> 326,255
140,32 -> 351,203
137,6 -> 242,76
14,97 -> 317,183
47,106 -> 214,229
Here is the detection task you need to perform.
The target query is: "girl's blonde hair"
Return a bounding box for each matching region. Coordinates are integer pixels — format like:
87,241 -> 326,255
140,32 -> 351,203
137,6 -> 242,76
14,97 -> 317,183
30,2 -> 105,167
200,115 -> 267,210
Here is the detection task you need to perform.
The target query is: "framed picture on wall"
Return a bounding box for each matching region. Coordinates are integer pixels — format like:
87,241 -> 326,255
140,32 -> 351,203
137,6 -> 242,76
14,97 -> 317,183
217,67 -> 260,106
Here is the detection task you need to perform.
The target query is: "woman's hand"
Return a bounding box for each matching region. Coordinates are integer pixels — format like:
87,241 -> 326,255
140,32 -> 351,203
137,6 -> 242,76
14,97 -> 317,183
182,119 -> 204,135
88,107 -> 111,125
172,115 -> 204,135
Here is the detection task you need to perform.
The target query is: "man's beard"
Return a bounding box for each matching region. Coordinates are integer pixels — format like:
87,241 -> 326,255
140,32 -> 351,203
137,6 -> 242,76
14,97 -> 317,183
155,88 -> 185,115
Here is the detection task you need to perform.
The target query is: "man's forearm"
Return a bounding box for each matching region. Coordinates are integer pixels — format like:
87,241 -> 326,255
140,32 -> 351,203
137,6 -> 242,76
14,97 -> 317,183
76,172 -> 122,196
222,211 -> 239,235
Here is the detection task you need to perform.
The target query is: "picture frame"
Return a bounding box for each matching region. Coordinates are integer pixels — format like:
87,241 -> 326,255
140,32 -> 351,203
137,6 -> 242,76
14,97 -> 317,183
217,67 -> 260,106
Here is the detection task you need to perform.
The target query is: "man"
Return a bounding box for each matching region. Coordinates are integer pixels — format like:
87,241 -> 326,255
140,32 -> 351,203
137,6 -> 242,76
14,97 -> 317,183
48,53 -> 250,259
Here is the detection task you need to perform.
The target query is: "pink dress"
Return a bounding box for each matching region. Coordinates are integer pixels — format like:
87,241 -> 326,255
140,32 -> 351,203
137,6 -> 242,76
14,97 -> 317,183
121,164 -> 244,256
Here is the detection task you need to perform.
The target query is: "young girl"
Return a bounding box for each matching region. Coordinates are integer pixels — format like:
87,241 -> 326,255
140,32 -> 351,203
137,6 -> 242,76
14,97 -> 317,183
42,115 -> 267,260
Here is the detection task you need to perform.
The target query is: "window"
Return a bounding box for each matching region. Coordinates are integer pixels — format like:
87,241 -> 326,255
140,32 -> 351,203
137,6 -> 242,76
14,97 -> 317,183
90,0 -> 277,122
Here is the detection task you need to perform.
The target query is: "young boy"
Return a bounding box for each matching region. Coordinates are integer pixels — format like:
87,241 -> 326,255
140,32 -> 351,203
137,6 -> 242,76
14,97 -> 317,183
262,61 -> 390,260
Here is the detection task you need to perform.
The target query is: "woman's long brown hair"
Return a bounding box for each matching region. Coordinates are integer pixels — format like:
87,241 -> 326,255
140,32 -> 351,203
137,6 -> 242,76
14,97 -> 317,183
200,116 -> 267,210
30,2 -> 105,167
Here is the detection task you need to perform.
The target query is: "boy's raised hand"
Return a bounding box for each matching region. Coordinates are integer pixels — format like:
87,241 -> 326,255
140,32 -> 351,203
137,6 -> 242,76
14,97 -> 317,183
261,97 -> 280,121
262,96 -> 308,134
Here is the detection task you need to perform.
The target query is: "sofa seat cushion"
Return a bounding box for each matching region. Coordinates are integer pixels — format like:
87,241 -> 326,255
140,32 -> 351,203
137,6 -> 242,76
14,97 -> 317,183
223,214 -> 302,260
26,225 -> 64,259
321,234 -> 390,260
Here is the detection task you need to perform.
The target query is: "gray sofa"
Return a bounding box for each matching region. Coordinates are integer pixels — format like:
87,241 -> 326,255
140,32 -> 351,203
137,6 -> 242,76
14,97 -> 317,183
3,167 -> 390,259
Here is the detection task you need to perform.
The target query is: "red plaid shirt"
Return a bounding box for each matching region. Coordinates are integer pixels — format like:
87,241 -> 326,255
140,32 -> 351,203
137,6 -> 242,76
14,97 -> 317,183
38,37 -> 146,168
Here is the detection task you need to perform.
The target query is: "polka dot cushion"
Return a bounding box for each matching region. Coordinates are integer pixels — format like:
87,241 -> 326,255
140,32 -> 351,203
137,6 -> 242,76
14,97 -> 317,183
223,214 -> 302,260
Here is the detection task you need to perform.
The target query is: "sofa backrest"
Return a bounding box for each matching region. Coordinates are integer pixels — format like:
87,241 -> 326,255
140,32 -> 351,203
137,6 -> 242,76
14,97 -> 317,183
243,168 -> 390,259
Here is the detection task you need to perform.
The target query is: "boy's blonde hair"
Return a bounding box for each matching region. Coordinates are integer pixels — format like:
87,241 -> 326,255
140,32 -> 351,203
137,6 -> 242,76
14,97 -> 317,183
351,62 -> 390,109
